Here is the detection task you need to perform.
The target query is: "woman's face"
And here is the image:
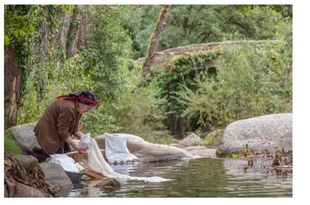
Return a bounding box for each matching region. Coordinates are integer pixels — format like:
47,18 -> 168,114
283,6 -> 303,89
80,103 -> 94,113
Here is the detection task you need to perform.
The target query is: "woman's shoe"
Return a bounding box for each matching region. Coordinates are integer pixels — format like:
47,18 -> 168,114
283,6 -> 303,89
32,146 -> 43,154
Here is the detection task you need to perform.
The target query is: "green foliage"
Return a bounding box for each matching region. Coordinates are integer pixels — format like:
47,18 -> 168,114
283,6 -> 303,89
231,153 -> 242,159
238,5 -> 292,19
101,64 -> 169,142
14,5 -> 69,124
177,40 -> 292,130
17,48 -> 61,124
153,50 -> 221,111
4,5 -> 40,46
146,49 -> 222,137
4,5 -> 42,91
56,55 -> 94,92
83,5 -> 133,101
119,5 -> 161,58
12,5 -> 292,144
4,131 -> 23,154
122,5 -> 292,58
57,55 -> 168,139
156,134 -> 174,144
17,5 -> 168,140
17,5 -> 130,129
163,5 -> 291,46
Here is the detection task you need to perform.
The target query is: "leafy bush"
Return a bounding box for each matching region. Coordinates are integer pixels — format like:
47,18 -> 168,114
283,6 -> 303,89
145,48 -> 222,137
101,65 -> 169,142
177,40 -> 292,130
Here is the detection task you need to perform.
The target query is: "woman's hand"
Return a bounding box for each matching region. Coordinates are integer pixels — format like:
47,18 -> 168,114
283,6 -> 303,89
65,136 -> 88,154
76,146 -> 88,155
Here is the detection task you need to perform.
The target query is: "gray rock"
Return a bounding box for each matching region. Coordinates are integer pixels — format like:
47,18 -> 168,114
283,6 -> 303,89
14,182 -> 47,197
6,122 -> 39,150
40,162 -> 73,196
94,178 -> 121,191
183,146 -> 217,158
178,133 -> 202,147
94,134 -> 195,162
14,154 -> 38,172
217,113 -> 292,157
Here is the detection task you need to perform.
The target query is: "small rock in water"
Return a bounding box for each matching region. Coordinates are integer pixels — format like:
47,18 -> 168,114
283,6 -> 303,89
95,178 -> 121,191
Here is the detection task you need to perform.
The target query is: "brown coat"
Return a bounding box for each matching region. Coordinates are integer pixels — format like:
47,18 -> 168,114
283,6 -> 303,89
34,98 -> 83,155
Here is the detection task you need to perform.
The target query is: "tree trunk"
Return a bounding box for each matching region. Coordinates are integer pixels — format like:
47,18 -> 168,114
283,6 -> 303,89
50,7 -> 65,51
142,5 -> 171,80
67,5 -> 88,58
4,46 -> 22,129
76,5 -> 88,52
33,6 -> 50,101
37,6 -> 50,60
57,7 -> 71,69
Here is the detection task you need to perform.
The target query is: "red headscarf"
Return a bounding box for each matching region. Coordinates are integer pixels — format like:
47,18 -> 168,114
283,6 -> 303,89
57,90 -> 100,106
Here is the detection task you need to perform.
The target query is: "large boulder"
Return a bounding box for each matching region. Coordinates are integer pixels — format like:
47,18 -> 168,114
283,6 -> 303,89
216,113 -> 292,157
40,162 -> 73,197
94,134 -> 195,163
6,122 -> 39,150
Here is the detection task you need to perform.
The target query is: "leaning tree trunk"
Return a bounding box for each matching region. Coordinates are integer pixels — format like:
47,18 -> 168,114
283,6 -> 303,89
142,5 -> 171,80
4,46 -> 22,129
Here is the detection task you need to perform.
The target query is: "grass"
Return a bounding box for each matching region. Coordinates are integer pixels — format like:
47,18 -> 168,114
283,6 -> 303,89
4,131 -> 23,154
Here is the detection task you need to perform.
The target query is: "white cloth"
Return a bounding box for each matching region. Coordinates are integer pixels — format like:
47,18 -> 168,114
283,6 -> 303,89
79,133 -> 119,177
47,154 -> 79,172
78,133 -> 172,182
104,133 -> 138,163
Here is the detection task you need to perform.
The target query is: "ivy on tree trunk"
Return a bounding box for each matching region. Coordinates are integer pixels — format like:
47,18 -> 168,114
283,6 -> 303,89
142,5 -> 171,80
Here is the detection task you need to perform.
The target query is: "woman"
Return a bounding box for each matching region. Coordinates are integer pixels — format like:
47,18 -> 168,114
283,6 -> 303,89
28,90 -> 100,162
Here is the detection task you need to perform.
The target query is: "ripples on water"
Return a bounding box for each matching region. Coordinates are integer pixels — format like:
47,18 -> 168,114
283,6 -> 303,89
68,157 -> 292,198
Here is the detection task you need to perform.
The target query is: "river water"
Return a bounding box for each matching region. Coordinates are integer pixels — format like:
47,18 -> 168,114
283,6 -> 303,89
67,157 -> 292,198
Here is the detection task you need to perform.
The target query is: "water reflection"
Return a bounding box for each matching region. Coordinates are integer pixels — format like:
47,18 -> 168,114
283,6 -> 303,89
67,157 -> 292,197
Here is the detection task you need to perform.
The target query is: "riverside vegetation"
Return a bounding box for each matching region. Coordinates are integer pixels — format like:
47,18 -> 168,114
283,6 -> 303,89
4,5 -> 292,175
